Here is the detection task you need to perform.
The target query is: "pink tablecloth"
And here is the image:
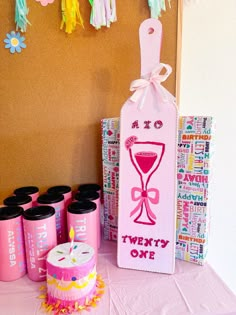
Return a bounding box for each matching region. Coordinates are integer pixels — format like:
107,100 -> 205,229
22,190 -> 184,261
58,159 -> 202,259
0,240 -> 236,315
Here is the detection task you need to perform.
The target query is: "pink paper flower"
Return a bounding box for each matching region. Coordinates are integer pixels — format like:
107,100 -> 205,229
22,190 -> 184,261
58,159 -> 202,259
35,0 -> 54,6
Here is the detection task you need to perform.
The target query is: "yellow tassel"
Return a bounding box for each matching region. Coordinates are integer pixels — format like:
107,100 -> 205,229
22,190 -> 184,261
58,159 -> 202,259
61,0 -> 84,34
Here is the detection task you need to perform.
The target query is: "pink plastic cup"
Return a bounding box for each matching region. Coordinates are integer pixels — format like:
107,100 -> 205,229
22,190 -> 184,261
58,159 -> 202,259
37,193 -> 66,244
0,206 -> 27,281
14,186 -> 39,206
67,201 -> 98,260
74,191 -> 101,249
4,195 -> 32,211
22,206 -> 57,281
47,185 -> 72,210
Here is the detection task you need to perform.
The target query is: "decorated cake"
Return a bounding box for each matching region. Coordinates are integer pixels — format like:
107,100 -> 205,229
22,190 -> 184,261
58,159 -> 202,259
42,241 -> 104,314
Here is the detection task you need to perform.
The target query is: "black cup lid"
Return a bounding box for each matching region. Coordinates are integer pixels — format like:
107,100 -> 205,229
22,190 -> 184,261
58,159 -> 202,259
23,206 -> 55,221
14,186 -> 39,195
37,193 -> 64,204
78,183 -> 101,192
47,185 -> 71,195
74,190 -> 99,201
68,201 -> 96,214
4,194 -> 32,206
0,206 -> 23,220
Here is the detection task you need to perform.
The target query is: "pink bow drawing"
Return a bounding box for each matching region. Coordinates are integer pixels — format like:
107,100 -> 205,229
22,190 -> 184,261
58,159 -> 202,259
130,187 -> 159,222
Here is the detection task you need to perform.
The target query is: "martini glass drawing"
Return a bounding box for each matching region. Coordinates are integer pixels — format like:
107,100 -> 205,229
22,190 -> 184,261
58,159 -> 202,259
126,137 -> 165,225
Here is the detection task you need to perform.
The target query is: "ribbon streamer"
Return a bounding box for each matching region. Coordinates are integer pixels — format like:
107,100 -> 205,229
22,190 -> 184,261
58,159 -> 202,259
61,0 -> 84,34
129,63 -> 175,110
148,0 -> 171,18
15,0 -> 31,32
89,0 -> 117,30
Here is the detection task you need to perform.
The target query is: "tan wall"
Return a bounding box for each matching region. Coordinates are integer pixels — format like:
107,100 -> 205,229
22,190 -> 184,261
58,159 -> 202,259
0,0 -> 179,202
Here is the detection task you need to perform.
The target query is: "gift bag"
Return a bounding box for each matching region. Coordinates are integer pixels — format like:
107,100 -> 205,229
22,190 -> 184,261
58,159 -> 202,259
117,18 -> 178,274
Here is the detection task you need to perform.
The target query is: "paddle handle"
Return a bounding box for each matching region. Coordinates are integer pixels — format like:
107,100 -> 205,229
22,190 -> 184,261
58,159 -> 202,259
139,18 -> 163,77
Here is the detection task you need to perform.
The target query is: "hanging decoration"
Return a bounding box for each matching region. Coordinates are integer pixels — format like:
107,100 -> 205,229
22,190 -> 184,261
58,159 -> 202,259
4,31 -> 26,54
148,0 -> 171,19
35,0 -> 55,6
15,0 -> 31,32
60,0 -> 84,34
89,0 -> 117,30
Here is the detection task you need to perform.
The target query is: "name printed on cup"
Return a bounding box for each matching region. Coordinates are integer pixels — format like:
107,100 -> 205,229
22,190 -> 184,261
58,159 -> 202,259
27,232 -> 36,269
26,223 -> 49,279
55,206 -> 62,240
35,223 -> 49,279
8,230 -> 17,267
8,221 -> 25,272
75,218 -> 87,241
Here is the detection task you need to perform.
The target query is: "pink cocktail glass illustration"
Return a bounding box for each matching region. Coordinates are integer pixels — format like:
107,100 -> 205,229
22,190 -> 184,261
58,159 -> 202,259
126,137 -> 165,225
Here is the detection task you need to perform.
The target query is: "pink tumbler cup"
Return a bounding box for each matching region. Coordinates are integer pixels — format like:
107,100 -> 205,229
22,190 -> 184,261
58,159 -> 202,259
78,183 -> 101,200
14,186 -> 39,206
74,191 -> 101,248
0,206 -> 26,281
47,185 -> 72,209
37,193 -> 66,244
22,206 -> 57,281
4,195 -> 32,211
67,201 -> 98,259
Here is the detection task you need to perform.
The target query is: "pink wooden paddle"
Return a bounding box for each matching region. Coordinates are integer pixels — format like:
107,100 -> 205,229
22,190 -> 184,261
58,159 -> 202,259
117,18 -> 178,274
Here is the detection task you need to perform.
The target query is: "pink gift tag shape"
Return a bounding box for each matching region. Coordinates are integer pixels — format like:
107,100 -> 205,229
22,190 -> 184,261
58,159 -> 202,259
117,19 -> 178,274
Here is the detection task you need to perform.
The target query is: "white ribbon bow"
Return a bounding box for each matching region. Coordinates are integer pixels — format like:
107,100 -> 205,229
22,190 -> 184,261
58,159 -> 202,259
129,63 -> 173,110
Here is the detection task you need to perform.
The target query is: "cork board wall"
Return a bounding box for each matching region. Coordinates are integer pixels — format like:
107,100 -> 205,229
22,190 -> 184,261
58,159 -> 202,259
0,1 -> 179,201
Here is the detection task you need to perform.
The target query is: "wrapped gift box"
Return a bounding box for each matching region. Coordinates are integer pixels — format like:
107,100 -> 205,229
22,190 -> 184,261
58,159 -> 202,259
101,118 -> 120,240
176,116 -> 215,265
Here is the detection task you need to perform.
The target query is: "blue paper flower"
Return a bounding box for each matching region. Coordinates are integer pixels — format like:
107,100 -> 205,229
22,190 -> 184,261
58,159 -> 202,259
4,31 -> 26,54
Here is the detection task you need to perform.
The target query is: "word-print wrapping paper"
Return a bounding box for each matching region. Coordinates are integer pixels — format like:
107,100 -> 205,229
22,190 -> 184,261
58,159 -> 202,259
101,118 -> 120,241
176,116 -> 215,265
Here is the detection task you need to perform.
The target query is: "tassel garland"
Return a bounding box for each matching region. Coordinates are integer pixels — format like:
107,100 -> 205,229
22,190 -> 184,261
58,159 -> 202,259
15,0 -> 31,32
61,0 -> 84,34
89,0 -> 117,30
148,0 -> 171,18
